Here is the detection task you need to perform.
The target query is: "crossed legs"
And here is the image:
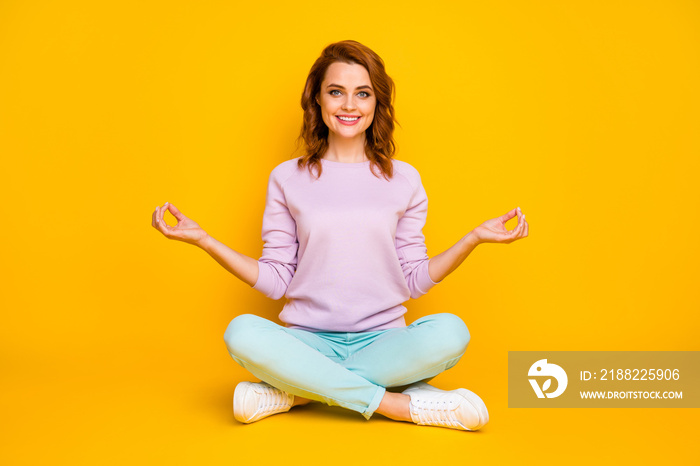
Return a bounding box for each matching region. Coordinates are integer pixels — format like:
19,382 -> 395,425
223,313 -> 471,421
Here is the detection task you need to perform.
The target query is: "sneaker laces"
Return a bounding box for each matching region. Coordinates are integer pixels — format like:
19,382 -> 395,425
255,384 -> 293,416
410,394 -> 463,428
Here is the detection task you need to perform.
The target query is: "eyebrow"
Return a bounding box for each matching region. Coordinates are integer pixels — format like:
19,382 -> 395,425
326,83 -> 373,91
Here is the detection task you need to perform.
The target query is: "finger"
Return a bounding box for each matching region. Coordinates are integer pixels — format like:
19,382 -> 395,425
157,205 -> 169,231
523,219 -> 529,238
166,202 -> 185,221
510,213 -> 525,238
152,207 -> 156,228
518,214 -> 527,239
514,209 -> 523,230
507,211 -> 522,233
159,204 -> 169,226
498,207 -> 518,224
517,215 -> 526,237
515,206 -> 525,227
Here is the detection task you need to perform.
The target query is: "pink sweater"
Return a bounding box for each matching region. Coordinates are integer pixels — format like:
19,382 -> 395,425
252,156 -> 441,332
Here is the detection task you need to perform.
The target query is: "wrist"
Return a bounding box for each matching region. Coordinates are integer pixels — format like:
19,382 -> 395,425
196,233 -> 213,250
463,230 -> 481,249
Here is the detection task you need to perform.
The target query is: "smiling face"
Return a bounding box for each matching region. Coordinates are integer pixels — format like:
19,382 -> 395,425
316,61 -> 377,142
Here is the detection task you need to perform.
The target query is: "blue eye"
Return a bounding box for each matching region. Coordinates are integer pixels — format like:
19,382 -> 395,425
329,89 -> 371,97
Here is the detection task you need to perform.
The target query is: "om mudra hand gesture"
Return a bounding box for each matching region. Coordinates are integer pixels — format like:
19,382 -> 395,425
472,207 -> 529,244
151,202 -> 209,246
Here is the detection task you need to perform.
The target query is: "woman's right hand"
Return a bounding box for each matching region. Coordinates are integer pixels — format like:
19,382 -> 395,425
151,202 -> 208,246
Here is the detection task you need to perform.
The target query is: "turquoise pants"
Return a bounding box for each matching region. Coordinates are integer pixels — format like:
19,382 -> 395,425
223,312 -> 471,420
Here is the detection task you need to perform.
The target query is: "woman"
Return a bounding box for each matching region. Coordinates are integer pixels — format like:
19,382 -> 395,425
151,40 -> 528,431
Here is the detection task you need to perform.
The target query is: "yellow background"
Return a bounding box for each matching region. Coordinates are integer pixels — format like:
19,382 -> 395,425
1,0 -> 698,464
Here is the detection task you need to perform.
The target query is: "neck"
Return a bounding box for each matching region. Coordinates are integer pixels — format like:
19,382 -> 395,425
323,131 -> 368,163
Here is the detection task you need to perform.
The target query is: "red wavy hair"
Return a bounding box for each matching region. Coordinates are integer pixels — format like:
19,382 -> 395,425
295,40 -> 398,180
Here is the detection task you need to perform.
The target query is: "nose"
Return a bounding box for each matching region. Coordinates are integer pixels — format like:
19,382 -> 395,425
341,95 -> 357,111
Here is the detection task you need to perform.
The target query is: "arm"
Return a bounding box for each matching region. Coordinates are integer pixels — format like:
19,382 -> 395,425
427,231 -> 480,284
152,201 -> 260,287
196,234 -> 259,287
246,166 -> 299,300
395,174 -> 441,299
428,207 -> 529,282
197,167 -> 298,299
152,164 -> 298,299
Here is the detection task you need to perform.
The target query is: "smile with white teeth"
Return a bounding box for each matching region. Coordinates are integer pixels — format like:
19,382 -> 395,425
337,116 -> 360,121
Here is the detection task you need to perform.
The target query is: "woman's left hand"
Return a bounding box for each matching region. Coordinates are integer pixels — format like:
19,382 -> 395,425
472,207 -> 529,244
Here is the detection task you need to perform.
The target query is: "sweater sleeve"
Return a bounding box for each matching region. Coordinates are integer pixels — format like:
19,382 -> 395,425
251,166 -> 298,300
395,172 -> 442,299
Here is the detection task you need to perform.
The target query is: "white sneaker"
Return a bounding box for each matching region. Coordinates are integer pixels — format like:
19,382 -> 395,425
233,381 -> 295,424
402,382 -> 489,431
